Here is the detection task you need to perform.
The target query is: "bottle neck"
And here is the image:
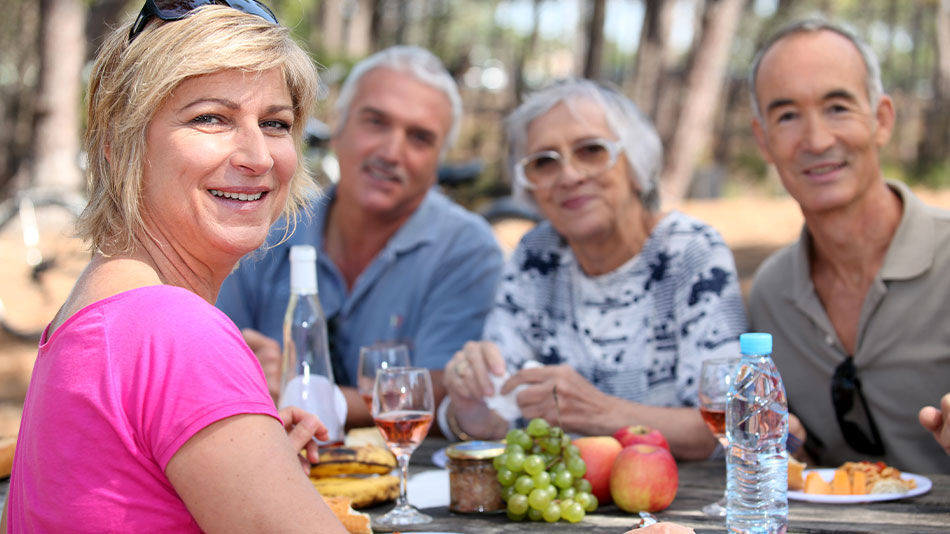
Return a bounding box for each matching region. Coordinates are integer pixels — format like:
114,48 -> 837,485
289,259 -> 317,295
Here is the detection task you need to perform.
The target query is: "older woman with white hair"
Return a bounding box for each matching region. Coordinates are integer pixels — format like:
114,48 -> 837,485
442,79 -> 747,460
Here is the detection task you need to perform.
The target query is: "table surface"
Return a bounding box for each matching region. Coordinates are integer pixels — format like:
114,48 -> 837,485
367,438 -> 950,534
1,438 -> 947,533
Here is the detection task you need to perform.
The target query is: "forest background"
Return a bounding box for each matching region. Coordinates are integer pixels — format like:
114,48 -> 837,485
2,0 -> 949,206
0,0 -> 948,435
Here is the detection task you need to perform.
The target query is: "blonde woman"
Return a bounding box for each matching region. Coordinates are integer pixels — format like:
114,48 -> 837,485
2,3 -> 347,533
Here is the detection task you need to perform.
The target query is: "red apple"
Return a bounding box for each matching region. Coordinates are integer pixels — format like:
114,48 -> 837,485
610,444 -> 678,513
572,436 -> 622,504
612,424 -> 669,450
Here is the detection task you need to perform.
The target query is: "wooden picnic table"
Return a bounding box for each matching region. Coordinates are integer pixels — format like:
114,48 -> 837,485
1,437 -> 947,532
364,438 -> 950,533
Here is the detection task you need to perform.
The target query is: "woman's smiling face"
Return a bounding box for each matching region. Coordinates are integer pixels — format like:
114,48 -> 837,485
525,98 -> 642,245
140,67 -> 297,265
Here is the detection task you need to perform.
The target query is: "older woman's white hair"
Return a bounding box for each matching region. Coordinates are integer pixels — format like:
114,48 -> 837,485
334,45 -> 462,160
505,79 -> 663,213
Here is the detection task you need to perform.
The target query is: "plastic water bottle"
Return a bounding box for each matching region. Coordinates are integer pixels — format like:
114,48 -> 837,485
726,332 -> 788,534
278,245 -> 345,446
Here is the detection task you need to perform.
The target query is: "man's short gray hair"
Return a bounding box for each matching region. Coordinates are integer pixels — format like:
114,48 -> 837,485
505,79 -> 663,212
334,45 -> 462,159
748,18 -> 884,121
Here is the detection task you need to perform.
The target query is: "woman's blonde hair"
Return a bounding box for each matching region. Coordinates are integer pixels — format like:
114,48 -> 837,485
80,5 -> 318,255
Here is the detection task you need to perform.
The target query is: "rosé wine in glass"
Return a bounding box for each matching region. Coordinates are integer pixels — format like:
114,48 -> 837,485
699,358 -> 739,518
372,367 -> 434,527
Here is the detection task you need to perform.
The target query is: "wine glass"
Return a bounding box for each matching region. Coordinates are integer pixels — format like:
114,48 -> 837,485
372,367 -> 435,527
698,357 -> 739,518
357,343 -> 411,413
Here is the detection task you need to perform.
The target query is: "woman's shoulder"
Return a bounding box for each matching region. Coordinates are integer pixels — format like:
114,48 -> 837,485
505,221 -> 571,273
78,285 -> 236,344
643,211 -> 738,282
514,221 -> 566,253
649,211 -> 728,249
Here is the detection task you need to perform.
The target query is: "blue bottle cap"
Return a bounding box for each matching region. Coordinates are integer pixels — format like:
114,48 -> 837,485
740,332 -> 772,355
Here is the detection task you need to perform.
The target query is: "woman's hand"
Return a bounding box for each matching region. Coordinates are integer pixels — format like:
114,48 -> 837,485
444,341 -> 507,404
502,364 -> 612,434
278,406 -> 329,474
443,341 -> 510,439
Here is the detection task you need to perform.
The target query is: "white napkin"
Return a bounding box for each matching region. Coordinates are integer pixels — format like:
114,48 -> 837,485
407,469 -> 450,509
484,360 -> 542,424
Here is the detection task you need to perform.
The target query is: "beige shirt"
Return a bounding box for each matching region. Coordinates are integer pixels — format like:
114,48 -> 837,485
749,180 -> 950,474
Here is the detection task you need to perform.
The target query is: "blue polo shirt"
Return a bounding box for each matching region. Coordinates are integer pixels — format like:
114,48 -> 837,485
216,187 -> 503,386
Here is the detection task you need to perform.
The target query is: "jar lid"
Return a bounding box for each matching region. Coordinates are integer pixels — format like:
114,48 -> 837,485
446,440 -> 505,460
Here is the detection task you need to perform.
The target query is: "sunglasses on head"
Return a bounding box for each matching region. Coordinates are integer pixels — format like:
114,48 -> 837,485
128,0 -> 278,43
831,356 -> 885,456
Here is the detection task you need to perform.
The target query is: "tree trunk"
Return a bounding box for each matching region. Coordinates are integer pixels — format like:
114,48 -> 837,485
369,0 -> 384,51
660,0 -> 746,206
630,0 -> 674,120
0,0 -> 40,193
918,0 -> 950,173
393,0 -> 409,45
32,0 -> 84,192
582,0 -> 606,79
85,0 -> 126,61
321,0 -> 344,55
936,0 -> 950,98
512,0 -> 543,103
425,0 -> 452,56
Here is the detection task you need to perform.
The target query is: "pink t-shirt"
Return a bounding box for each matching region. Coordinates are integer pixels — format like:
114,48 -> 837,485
7,285 -> 279,533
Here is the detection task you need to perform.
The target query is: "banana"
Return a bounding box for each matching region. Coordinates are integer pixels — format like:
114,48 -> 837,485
311,475 -> 399,509
310,445 -> 396,478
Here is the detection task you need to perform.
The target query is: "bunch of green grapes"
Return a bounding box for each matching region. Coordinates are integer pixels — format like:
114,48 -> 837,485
495,418 -> 598,523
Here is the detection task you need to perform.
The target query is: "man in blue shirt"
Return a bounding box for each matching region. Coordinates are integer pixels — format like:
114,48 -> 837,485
217,46 -> 503,428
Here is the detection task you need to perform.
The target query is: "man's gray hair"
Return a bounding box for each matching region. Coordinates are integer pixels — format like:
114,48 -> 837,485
749,18 -> 884,122
506,79 -> 663,212
334,45 -> 462,159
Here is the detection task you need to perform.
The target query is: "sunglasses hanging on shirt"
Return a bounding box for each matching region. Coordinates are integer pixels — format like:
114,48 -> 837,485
831,356 -> 885,456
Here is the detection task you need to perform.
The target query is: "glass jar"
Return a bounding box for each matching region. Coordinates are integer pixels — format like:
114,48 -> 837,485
446,440 -> 505,513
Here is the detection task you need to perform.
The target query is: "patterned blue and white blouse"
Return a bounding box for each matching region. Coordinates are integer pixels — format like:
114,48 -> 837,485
483,211 -> 748,408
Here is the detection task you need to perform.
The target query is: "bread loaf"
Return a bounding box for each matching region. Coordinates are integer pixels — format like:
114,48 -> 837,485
323,496 -> 373,534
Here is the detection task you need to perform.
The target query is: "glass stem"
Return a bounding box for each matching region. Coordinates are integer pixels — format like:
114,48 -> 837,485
396,452 -> 411,507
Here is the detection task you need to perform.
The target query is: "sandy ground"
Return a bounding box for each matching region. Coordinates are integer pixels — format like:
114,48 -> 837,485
3,189 -> 950,439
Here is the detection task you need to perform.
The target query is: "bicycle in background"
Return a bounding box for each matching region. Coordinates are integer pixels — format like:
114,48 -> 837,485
0,188 -> 87,341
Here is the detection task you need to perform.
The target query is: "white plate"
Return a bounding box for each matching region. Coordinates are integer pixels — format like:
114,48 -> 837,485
431,446 -> 448,469
788,468 -> 932,503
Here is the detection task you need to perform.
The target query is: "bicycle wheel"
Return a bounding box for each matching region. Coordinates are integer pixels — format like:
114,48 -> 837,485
0,194 -> 88,341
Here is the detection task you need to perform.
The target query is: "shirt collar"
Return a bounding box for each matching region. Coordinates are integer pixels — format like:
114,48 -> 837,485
878,179 -> 934,280
785,179 -> 934,302
283,185 -> 439,254
384,188 -> 440,256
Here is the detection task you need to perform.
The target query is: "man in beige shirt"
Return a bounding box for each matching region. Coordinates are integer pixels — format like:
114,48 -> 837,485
747,19 -> 950,474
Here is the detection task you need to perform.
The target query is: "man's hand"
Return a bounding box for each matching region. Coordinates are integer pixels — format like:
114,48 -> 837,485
502,364 -> 612,435
242,328 -> 282,401
918,393 -> 950,454
788,413 -> 811,462
278,406 -> 329,474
